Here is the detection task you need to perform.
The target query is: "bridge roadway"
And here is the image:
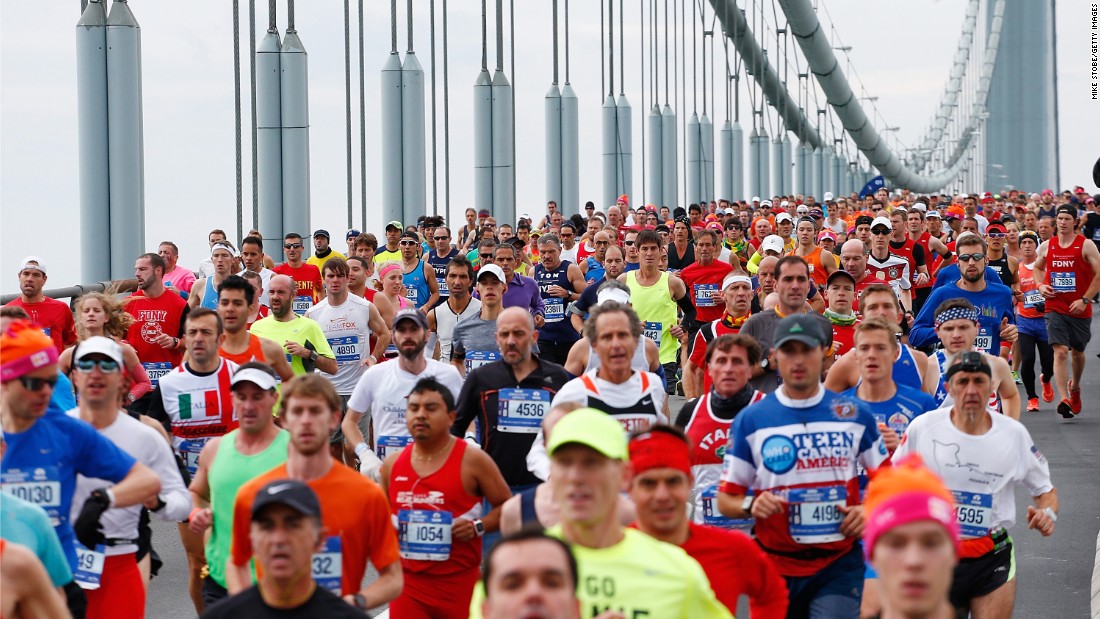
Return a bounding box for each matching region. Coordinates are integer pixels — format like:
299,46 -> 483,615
146,315 -> 1100,618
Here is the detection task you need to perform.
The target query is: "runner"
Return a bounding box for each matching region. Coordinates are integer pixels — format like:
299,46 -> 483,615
238,236 -> 274,306
203,481 -> 364,618
427,225 -> 459,307
67,337 -> 190,619
568,243 -> 625,334
376,221 -> 404,263
428,255 -> 481,361
214,275 -> 294,378
159,241 -> 197,295
249,275 -> 338,377
58,292 -> 152,407
186,362 -> 289,608
229,375 -> 401,611
717,314 -> 889,618
684,273 -> 754,394
1031,203 -> 1100,417
125,253 -> 190,391
305,229 -> 346,270
628,425 -> 789,618
894,351 -> 1058,617
579,230 -> 613,285
381,377 -> 511,618
272,233 -> 323,316
534,233 -> 587,365
822,269 -> 860,360
479,529 -> 580,619
343,308 -> 463,481
399,231 -> 440,310
190,243 -> 238,310
905,208 -> 953,315
451,264 -> 508,377
563,281 -> 663,379
0,539 -> 71,619
791,216 -> 839,288
679,229 -> 735,397
1014,230 -> 1055,412
866,216 -> 914,314
496,243 -> 544,321
197,229 -> 229,278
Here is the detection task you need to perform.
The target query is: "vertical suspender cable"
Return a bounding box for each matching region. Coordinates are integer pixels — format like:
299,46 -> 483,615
600,1 -> 605,96
640,0 -> 645,203
249,0 -> 258,229
619,0 -> 625,95
430,0 -> 438,214
233,0 -> 243,241
442,0 -> 450,215
510,0 -> 516,215
344,0 -> 353,227
358,0 -> 366,227
609,0 -> 615,96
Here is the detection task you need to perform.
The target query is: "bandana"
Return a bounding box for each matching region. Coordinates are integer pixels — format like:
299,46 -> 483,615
823,308 -> 858,326
721,312 -> 750,329
628,431 -> 691,477
934,306 -> 978,328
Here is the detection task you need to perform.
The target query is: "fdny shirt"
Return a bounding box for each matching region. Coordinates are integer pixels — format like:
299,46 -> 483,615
718,386 -> 888,576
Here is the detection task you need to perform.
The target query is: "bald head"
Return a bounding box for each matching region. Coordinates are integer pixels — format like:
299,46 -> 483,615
840,239 -> 869,278
267,274 -> 297,318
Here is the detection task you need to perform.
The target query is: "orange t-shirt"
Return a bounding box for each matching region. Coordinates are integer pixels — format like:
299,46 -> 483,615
230,461 -> 400,595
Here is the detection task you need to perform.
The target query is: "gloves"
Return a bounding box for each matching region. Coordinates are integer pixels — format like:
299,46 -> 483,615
356,443 -> 384,483
73,488 -> 112,549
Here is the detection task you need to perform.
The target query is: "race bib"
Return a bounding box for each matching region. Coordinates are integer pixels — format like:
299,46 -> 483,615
1092,229 -> 1100,242
311,536 -> 343,594
700,485 -> 752,529
142,362 -> 173,388
74,542 -> 106,590
398,509 -> 453,561
544,298 -> 565,321
974,329 -> 994,354
952,490 -> 993,538
643,322 -> 662,345
2,466 -> 63,525
788,486 -> 847,544
497,389 -> 549,433
437,277 -> 449,295
376,435 -> 414,459
1023,289 -> 1044,309
1051,271 -> 1076,293
694,284 -> 719,307
293,295 -> 312,315
327,335 -> 361,364
178,438 -> 207,476
465,350 -> 501,375
405,287 -> 419,305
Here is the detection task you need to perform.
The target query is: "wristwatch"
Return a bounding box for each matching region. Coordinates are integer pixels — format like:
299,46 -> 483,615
473,519 -> 486,537
351,593 -> 368,610
741,495 -> 755,513
309,350 -> 318,362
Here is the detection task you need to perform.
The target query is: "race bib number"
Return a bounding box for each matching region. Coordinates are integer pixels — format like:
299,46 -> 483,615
142,362 -> 173,388
951,490 -> 993,538
293,295 -> 312,315
327,335 -> 361,364
788,486 -> 847,544
311,536 -> 343,594
398,509 -> 453,561
74,542 -> 106,590
643,322 -> 662,345
1023,289 -> 1044,309
974,329 -> 994,354
376,435 -> 413,459
437,277 -> 449,296
700,485 -> 752,529
465,350 -> 501,375
178,438 -> 207,476
1051,272 -> 1076,293
2,467 -> 63,525
693,284 -> 719,307
405,287 -> 419,305
497,389 -> 549,433
544,298 -> 565,321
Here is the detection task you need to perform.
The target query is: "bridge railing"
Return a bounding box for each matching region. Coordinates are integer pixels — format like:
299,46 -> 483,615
1,279 -> 140,309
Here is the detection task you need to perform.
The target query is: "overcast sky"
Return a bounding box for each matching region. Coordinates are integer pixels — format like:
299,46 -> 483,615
2,0 -> 1095,294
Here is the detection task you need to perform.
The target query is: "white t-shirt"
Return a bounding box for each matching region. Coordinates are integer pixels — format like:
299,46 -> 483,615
894,408 -> 1053,539
239,267 -> 274,306
347,358 -> 463,458
561,244 -> 579,265
307,295 -> 377,394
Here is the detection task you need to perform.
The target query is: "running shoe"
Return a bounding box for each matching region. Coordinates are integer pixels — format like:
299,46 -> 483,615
1069,385 -> 1082,415
1012,370 -> 1022,385
1041,375 -> 1054,403
1026,398 -> 1040,412
1057,399 -> 1074,419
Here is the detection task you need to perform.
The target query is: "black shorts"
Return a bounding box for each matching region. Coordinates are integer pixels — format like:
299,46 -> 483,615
1046,312 -> 1092,352
948,536 -> 1015,609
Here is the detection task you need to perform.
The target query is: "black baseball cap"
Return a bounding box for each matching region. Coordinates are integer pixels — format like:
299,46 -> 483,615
826,269 -> 856,288
855,215 -> 874,227
773,314 -> 827,349
312,229 -> 330,239
251,479 -> 321,520
1055,204 -> 1078,218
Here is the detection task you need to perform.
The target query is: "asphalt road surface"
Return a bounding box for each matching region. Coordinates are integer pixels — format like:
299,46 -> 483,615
146,316 -> 1100,618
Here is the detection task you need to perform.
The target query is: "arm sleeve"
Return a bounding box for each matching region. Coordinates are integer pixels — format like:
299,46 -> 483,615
912,243 -> 927,267
73,419 -> 138,483
146,427 -> 193,522
451,374 -> 479,437
145,387 -> 172,436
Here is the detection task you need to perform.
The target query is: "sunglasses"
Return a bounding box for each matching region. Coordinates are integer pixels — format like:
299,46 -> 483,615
986,232 -> 1006,239
585,206 -> 595,211
75,358 -> 122,373
480,254 -> 495,260
433,236 -> 450,241
594,240 -> 611,246
623,240 -> 636,246
399,241 -> 418,246
283,243 -> 303,249
957,252 -> 985,263
870,228 -> 892,236
17,375 -> 59,391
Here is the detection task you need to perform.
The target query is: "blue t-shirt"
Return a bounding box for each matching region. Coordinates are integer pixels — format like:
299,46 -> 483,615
46,373 -> 77,417
0,493 -> 73,586
909,282 -> 1015,354
839,383 -> 937,435
1,414 -> 137,570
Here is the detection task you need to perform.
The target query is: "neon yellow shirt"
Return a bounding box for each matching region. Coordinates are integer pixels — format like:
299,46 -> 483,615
249,314 -> 335,375
306,249 -> 346,270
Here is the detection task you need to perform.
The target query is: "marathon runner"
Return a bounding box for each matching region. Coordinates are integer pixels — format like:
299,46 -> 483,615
427,255 -> 481,361
866,216 -> 914,314
0,537 -> 71,619
533,233 -> 587,365
628,425 -> 788,618
451,264 -> 509,377
125,253 -> 190,391
895,351 -> 1058,618
479,529 -> 580,619
495,242 -> 543,322
822,269 -> 860,360
562,280 -> 663,379
399,231 -> 440,310
59,292 -> 153,408
567,243 -> 626,333
381,377 -> 511,618
427,225 -> 459,308
678,229 -> 735,397
5,256 -> 76,353
238,236 -> 274,306
905,207 -> 953,315
190,243 -> 238,310
791,216 -> 839,288
718,314 -> 889,617
197,229 -> 228,279
186,362 -> 289,607
214,276 -> 293,379
229,375 -> 401,612
1031,203 -> 1100,418
1013,230 -> 1055,412
684,273 -> 753,394
158,241 -> 197,296
249,275 -> 338,377
305,229 -> 345,270
272,233 -> 323,315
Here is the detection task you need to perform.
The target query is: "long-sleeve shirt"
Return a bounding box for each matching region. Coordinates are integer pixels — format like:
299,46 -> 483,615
909,281 -> 1015,355
501,273 -> 545,317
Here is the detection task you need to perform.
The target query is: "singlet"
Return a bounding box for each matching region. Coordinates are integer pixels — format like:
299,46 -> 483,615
932,350 -> 1000,415
388,440 -> 482,575
893,345 -> 925,392
534,260 -> 580,343
794,246 -> 834,288
218,334 -> 266,365
205,429 -> 290,588
201,276 -> 220,309
911,233 -> 936,288
680,260 -> 735,323
583,335 -> 650,374
518,487 -> 541,530
1017,262 -> 1045,319
156,359 -> 240,476
307,295 -> 377,394
427,249 -> 459,299
434,297 -> 482,362
985,253 -> 1016,287
584,256 -> 606,284
1044,234 -> 1093,318
550,370 -> 667,433
667,242 -> 696,271
402,259 -> 431,309
626,271 -> 680,364
888,238 -> 921,287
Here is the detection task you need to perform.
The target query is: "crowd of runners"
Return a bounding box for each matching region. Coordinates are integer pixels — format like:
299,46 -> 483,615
3,183 -> 1099,619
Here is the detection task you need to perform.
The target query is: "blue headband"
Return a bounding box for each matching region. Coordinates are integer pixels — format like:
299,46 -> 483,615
935,306 -> 979,328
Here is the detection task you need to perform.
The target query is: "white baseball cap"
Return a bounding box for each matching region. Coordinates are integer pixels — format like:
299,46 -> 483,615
775,212 -> 793,224
751,196 -> 761,202
596,286 -> 632,306
18,255 -> 46,275
231,366 -> 279,391
761,235 -> 785,254
75,336 -> 124,366
823,192 -> 835,201
871,216 -> 893,230
476,263 -> 507,283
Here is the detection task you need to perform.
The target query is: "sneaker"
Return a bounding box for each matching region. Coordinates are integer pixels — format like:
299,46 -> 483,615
1057,399 -> 1074,419
1012,370 -> 1022,385
1070,387 -> 1082,415
1027,398 -> 1040,412
1041,375 -> 1054,403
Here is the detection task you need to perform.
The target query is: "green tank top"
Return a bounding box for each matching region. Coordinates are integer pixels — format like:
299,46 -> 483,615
204,429 -> 290,587
626,271 -> 680,364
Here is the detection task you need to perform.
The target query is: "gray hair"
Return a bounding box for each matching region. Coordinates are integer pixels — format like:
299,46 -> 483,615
537,233 -> 561,249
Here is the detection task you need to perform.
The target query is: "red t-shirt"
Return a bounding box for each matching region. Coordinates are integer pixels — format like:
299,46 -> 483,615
829,321 -> 859,359
273,262 -> 324,312
679,261 -> 734,323
124,289 -> 188,367
5,297 -> 76,353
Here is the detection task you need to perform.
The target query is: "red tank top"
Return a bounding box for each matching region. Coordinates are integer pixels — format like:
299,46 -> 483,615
912,233 -> 935,288
1016,263 -> 1045,319
684,391 -> 766,466
388,439 -> 481,575
1045,234 -> 1093,318
889,238 -> 919,285
219,334 -> 267,365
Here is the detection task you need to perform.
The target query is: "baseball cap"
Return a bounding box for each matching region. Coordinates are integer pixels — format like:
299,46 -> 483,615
0,320 -> 58,382
796,204 -> 809,215
818,229 -> 837,242
596,286 -> 632,305
723,207 -> 736,215
547,408 -> 628,460
855,215 -> 874,227
312,229 -> 330,239
826,269 -> 856,287
823,192 -> 834,201
17,256 -> 46,275
760,235 -> 785,255
772,314 -> 827,349
74,336 -> 124,367
925,209 -> 941,219
1041,189 -> 1054,197
385,220 -> 403,231
476,263 -> 506,284
1018,230 -> 1039,244
519,213 -> 532,221
863,454 -> 960,559
1055,204 -> 1078,218
912,202 -> 928,212
760,199 -> 773,208
346,229 -> 361,239
251,479 -> 322,521
985,222 -> 1007,235
705,221 -> 723,232
775,212 -> 793,224
400,231 -> 420,241
722,273 -> 752,290
870,216 -> 893,231
809,208 -> 824,218
392,307 -> 429,330
231,365 -> 279,391
478,209 -> 492,217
